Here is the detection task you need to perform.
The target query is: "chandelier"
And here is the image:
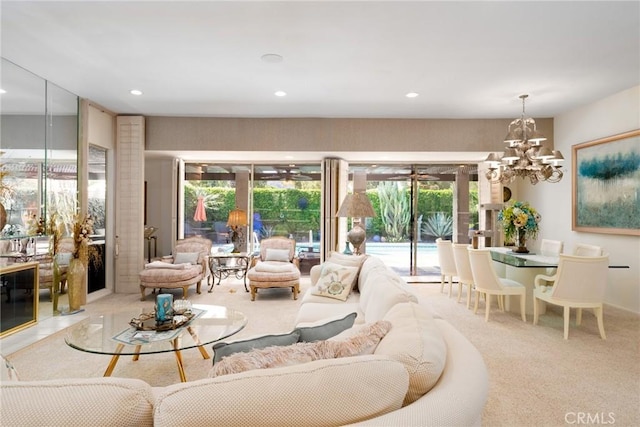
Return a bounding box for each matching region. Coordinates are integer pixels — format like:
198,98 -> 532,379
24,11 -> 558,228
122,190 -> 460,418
485,94 -> 564,185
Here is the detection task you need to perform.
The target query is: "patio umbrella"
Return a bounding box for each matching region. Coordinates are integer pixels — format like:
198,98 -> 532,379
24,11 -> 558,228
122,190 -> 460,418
193,196 -> 207,222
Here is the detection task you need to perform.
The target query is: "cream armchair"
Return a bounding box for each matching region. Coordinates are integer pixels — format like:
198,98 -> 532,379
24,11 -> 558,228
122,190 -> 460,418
247,237 -> 300,301
138,236 -> 212,301
533,254 -> 609,340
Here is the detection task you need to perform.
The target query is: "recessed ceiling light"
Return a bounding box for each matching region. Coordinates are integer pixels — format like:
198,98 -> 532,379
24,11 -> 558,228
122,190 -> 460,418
130,89 -> 143,96
406,92 -> 419,98
274,91 -> 287,97
0,88 -> 6,94
261,53 -> 283,63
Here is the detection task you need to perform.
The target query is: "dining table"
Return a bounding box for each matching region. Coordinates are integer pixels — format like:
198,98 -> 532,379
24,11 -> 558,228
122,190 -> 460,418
487,247 -> 628,316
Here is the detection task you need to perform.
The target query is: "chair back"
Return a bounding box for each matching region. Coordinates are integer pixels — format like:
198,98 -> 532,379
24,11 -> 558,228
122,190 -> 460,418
259,237 -> 296,262
549,254 -> 609,303
573,243 -> 603,256
467,248 -> 504,292
436,238 -> 457,276
452,243 -> 473,284
540,239 -> 563,257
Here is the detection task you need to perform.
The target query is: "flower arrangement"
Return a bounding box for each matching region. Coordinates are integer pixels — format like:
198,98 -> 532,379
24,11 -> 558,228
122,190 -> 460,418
498,200 -> 541,243
72,213 -> 98,265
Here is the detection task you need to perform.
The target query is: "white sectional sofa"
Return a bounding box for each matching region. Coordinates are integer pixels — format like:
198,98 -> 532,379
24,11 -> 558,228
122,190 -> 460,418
1,254 -> 488,427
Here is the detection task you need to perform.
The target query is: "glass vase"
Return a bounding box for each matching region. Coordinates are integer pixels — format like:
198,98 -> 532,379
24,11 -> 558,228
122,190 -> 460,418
67,258 -> 85,313
514,229 -> 529,254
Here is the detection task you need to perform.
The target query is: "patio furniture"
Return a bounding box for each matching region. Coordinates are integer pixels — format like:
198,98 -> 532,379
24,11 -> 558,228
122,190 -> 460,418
247,237 -> 300,301
138,236 -> 212,301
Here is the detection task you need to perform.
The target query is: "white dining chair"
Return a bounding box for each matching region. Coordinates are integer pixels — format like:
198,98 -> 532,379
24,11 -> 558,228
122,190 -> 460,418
467,248 -> 527,322
452,243 -> 474,309
573,243 -> 603,256
539,238 -> 563,277
533,254 -> 609,339
540,239 -> 563,257
436,238 -> 457,297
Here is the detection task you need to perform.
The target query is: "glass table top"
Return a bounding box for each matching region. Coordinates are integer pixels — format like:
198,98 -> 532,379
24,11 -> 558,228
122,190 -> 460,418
65,304 -> 247,356
489,247 -> 559,268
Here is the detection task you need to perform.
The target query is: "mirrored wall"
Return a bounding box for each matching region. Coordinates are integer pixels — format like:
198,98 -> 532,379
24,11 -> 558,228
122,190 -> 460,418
0,58 -> 79,241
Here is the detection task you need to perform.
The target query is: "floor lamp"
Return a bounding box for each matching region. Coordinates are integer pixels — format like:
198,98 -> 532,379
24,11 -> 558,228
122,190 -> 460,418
337,192 -> 376,255
227,208 -> 248,253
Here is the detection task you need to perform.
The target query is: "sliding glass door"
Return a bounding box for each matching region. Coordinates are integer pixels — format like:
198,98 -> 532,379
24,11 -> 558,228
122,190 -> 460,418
348,164 -> 478,280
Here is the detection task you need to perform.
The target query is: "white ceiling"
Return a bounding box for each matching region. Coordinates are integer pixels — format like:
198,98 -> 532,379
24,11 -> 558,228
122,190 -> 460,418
1,1 -> 638,120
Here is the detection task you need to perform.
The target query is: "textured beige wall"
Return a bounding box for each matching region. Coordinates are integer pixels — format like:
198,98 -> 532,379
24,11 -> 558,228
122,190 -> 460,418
145,117 -> 554,153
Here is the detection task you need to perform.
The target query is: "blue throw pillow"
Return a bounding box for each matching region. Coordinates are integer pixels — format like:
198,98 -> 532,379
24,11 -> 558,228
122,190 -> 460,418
294,312 -> 358,342
212,331 -> 301,365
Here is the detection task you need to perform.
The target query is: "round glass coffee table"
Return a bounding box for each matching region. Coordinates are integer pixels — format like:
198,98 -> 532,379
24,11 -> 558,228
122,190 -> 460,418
65,304 -> 247,382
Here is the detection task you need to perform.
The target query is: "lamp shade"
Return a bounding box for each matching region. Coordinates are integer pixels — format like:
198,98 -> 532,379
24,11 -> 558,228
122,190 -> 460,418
337,192 -> 376,218
227,208 -> 248,227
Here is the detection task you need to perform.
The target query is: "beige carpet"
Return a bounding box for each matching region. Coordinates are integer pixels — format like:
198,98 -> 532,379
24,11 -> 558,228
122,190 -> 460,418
5,277 -> 640,427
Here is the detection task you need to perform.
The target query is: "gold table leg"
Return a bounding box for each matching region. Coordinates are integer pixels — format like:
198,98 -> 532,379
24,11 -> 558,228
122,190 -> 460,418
104,343 -> 124,377
172,339 -> 187,382
187,326 -> 210,359
132,344 -> 142,361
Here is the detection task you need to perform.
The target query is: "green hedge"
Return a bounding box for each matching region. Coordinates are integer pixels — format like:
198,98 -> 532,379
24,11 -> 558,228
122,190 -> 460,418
184,186 -> 477,239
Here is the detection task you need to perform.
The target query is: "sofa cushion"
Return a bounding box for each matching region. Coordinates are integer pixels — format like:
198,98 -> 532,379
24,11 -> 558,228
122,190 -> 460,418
210,320 -> 391,377
212,331 -> 301,365
374,301 -> 447,405
301,286 -> 360,305
357,258 -> 390,304
1,377 -> 154,427
155,355 -> 409,427
294,301 -> 363,326
361,274 -> 418,322
295,312 -> 357,342
310,261 -> 359,301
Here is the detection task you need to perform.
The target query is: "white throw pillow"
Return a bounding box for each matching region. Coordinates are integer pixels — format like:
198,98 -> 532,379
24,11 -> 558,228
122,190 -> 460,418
311,261 -> 359,301
264,248 -> 291,262
173,252 -> 199,265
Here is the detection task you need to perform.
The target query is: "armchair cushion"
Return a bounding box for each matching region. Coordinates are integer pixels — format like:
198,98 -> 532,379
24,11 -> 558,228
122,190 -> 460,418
144,261 -> 190,270
264,248 -> 291,262
254,262 -> 293,273
173,252 -> 200,265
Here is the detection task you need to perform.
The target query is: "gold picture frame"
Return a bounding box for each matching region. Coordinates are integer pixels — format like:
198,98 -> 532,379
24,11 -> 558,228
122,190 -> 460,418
572,129 -> 640,235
